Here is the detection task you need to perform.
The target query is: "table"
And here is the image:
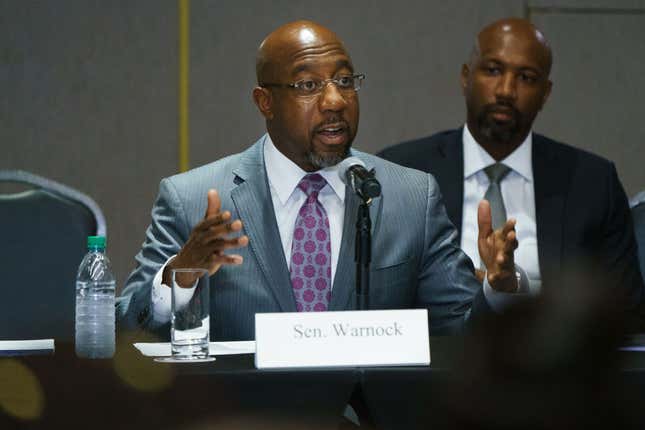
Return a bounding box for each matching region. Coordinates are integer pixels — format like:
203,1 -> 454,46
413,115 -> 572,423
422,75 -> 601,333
0,339 -> 356,429
3,336 -> 645,430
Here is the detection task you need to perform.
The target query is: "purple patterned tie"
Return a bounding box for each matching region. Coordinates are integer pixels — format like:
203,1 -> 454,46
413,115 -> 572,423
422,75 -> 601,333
290,173 -> 332,312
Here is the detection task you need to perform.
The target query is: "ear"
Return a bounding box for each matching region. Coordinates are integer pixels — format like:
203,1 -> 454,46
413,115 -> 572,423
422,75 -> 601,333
460,64 -> 470,95
253,86 -> 274,120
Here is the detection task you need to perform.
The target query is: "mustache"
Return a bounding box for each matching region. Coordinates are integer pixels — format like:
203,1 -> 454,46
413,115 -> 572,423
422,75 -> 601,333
314,116 -> 349,132
483,102 -> 521,118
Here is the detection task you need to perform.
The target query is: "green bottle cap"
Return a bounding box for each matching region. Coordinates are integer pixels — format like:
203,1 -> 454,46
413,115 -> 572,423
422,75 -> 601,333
87,236 -> 106,248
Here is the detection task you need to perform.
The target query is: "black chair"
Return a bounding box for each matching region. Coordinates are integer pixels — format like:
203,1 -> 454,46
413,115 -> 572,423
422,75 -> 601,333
632,190 -> 645,283
0,170 -> 106,341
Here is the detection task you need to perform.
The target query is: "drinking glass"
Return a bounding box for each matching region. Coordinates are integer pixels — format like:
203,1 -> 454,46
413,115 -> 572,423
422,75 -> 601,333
160,268 -> 213,362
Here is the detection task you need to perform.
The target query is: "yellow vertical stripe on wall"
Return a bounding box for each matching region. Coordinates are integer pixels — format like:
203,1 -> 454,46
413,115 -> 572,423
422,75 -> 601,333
178,0 -> 190,172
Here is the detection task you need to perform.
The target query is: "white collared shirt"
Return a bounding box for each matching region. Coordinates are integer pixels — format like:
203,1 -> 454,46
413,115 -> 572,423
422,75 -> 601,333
264,135 -> 345,284
461,125 -> 541,295
150,135 -> 345,322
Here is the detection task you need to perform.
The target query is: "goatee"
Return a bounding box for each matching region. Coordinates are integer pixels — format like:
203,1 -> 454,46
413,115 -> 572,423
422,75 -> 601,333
306,145 -> 351,169
477,104 -> 523,144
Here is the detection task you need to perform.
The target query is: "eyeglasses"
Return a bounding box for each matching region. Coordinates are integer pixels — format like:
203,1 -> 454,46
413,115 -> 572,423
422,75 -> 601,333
260,74 -> 365,97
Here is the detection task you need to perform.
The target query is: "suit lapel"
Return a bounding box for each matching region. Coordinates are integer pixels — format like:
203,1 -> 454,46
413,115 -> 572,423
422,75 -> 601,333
329,154 -> 383,311
329,190 -> 359,310
230,138 -> 296,312
533,136 -> 565,288
437,130 -> 465,237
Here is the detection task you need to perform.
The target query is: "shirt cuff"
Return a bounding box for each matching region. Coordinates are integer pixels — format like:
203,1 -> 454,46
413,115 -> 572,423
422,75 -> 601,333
151,255 -> 199,323
482,265 -> 531,312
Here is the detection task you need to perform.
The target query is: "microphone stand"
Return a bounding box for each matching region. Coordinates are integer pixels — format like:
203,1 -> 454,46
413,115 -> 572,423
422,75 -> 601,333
355,197 -> 372,311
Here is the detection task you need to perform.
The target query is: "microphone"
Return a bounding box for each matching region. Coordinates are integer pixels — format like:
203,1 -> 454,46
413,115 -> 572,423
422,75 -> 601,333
338,157 -> 381,200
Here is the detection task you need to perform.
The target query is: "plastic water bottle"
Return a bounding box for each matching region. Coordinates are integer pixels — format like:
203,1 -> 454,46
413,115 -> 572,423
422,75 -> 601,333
75,236 -> 115,358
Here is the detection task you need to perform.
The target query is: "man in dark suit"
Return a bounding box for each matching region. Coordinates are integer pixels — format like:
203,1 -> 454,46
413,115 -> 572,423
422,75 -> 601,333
379,18 -> 645,320
118,21 -> 521,340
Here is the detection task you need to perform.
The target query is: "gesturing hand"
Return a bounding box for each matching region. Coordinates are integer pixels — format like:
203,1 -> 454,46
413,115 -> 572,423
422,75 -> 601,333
477,199 -> 519,293
163,189 -> 249,287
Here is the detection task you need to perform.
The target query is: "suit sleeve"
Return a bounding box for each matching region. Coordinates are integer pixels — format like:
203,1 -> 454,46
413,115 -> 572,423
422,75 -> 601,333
116,178 -> 191,334
416,173 -> 489,335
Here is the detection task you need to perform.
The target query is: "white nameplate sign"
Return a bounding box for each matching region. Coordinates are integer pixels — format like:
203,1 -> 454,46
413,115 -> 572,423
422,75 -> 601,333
255,309 -> 430,369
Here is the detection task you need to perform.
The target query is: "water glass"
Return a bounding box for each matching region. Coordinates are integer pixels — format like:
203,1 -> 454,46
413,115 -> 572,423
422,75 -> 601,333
170,268 -> 211,360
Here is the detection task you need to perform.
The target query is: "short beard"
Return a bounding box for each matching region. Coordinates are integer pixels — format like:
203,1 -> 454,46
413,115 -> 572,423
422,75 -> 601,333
477,104 -> 523,144
306,145 -> 351,169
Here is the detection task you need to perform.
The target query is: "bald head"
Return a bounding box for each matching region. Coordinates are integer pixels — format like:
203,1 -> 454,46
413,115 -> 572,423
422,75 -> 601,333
256,20 -> 349,84
470,18 -> 552,75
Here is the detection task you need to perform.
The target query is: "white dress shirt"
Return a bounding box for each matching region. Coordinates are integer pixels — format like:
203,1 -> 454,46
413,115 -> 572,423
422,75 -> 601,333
461,124 -> 542,302
264,135 -> 346,283
150,135 -> 345,323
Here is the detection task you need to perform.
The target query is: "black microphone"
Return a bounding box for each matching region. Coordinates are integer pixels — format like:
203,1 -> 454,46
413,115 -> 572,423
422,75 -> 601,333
338,157 -> 381,200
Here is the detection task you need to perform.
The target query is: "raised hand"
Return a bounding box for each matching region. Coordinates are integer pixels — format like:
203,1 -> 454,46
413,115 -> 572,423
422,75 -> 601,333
477,199 -> 519,293
163,189 -> 249,287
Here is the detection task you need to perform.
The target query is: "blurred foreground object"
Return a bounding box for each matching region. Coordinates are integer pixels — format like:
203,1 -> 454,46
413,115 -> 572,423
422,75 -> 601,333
446,281 -> 645,430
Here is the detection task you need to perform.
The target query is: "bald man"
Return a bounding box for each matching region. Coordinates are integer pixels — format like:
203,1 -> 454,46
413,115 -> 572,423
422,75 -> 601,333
118,21 -> 519,340
379,18 -> 645,324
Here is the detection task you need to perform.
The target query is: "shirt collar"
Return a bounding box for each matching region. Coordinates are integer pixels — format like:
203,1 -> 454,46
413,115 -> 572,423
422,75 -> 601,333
263,134 -> 346,206
462,124 -> 533,182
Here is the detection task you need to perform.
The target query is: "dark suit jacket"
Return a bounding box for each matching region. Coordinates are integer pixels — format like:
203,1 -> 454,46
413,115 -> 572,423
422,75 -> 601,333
378,128 -> 645,319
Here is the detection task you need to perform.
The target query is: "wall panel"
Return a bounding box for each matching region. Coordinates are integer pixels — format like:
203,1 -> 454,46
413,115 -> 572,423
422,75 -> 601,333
531,6 -> 645,195
189,0 -> 525,164
1,1 -> 177,287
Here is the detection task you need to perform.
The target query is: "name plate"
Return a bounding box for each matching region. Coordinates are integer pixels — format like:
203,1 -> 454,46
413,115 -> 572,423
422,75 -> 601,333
255,309 -> 430,369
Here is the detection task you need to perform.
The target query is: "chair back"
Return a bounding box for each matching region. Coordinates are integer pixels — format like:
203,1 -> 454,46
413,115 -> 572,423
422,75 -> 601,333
0,170 -> 106,341
631,190 -> 645,283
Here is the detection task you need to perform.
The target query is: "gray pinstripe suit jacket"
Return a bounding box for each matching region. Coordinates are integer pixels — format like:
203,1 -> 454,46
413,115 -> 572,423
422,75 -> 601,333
117,135 -> 487,340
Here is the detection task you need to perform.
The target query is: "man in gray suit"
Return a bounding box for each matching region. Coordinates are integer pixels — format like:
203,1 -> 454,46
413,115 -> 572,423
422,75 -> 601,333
118,21 -> 519,340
